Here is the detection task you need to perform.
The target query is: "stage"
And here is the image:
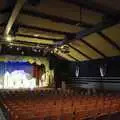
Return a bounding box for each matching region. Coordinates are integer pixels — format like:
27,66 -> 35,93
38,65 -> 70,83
0,55 -> 54,89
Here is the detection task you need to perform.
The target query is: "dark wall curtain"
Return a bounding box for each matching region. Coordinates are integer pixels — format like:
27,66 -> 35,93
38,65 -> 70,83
33,64 -> 40,86
33,64 -> 45,86
53,60 -> 71,88
33,64 -> 37,78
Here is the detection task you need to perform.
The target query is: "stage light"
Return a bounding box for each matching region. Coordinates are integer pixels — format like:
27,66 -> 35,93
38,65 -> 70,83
50,50 -> 54,54
34,49 -> 37,52
17,47 -> 20,51
54,48 -> 58,53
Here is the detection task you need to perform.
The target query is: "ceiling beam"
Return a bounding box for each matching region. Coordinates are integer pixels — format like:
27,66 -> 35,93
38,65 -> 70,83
62,0 -> 120,17
75,18 -> 120,40
68,54 -> 79,61
22,9 -> 93,28
4,0 -> 26,36
80,38 -> 106,58
69,44 -> 92,60
15,35 -> 54,45
56,18 -> 120,46
98,32 -> 120,52
15,40 -> 53,47
16,34 -> 63,42
0,39 -> 53,48
18,24 -> 76,36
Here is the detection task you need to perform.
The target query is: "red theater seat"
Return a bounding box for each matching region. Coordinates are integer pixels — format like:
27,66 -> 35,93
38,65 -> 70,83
1,89 -> 120,120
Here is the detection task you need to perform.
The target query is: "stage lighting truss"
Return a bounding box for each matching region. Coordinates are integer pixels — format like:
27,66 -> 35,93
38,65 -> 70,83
53,45 -> 70,54
60,45 -> 70,54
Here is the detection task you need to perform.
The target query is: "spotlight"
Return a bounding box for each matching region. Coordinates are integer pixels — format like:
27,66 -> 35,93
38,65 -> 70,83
17,47 -> 20,51
54,48 -> 58,53
34,49 -> 37,52
51,51 -> 54,54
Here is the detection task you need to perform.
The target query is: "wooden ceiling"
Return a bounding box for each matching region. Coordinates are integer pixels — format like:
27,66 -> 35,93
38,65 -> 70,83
0,0 -> 120,61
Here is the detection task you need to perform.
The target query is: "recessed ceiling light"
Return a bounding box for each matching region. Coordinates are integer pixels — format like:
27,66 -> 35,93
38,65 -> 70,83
5,35 -> 14,42
6,35 -> 12,42
34,34 -> 39,37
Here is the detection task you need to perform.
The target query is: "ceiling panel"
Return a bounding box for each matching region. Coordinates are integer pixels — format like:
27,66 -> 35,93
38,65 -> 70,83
102,24 -> 120,47
25,0 -> 103,25
84,33 -> 120,57
82,9 -> 103,24
69,47 -> 88,61
95,0 -> 120,11
25,0 -> 81,21
18,14 -> 82,33
17,27 -> 65,40
69,40 -> 103,59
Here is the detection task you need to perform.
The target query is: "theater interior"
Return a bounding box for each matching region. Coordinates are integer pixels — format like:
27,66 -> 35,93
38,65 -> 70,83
0,0 -> 120,120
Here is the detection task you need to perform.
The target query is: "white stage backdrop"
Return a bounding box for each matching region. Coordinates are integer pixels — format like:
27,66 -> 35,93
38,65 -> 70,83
0,56 -> 54,89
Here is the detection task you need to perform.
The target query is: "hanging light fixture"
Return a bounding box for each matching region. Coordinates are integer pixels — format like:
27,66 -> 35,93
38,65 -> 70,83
34,49 -> 37,52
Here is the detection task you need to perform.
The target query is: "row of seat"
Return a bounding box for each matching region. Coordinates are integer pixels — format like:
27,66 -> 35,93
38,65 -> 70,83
1,89 -> 120,120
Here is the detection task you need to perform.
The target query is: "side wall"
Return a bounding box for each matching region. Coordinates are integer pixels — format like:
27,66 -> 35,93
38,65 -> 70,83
53,56 -> 120,91
69,57 -> 120,91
